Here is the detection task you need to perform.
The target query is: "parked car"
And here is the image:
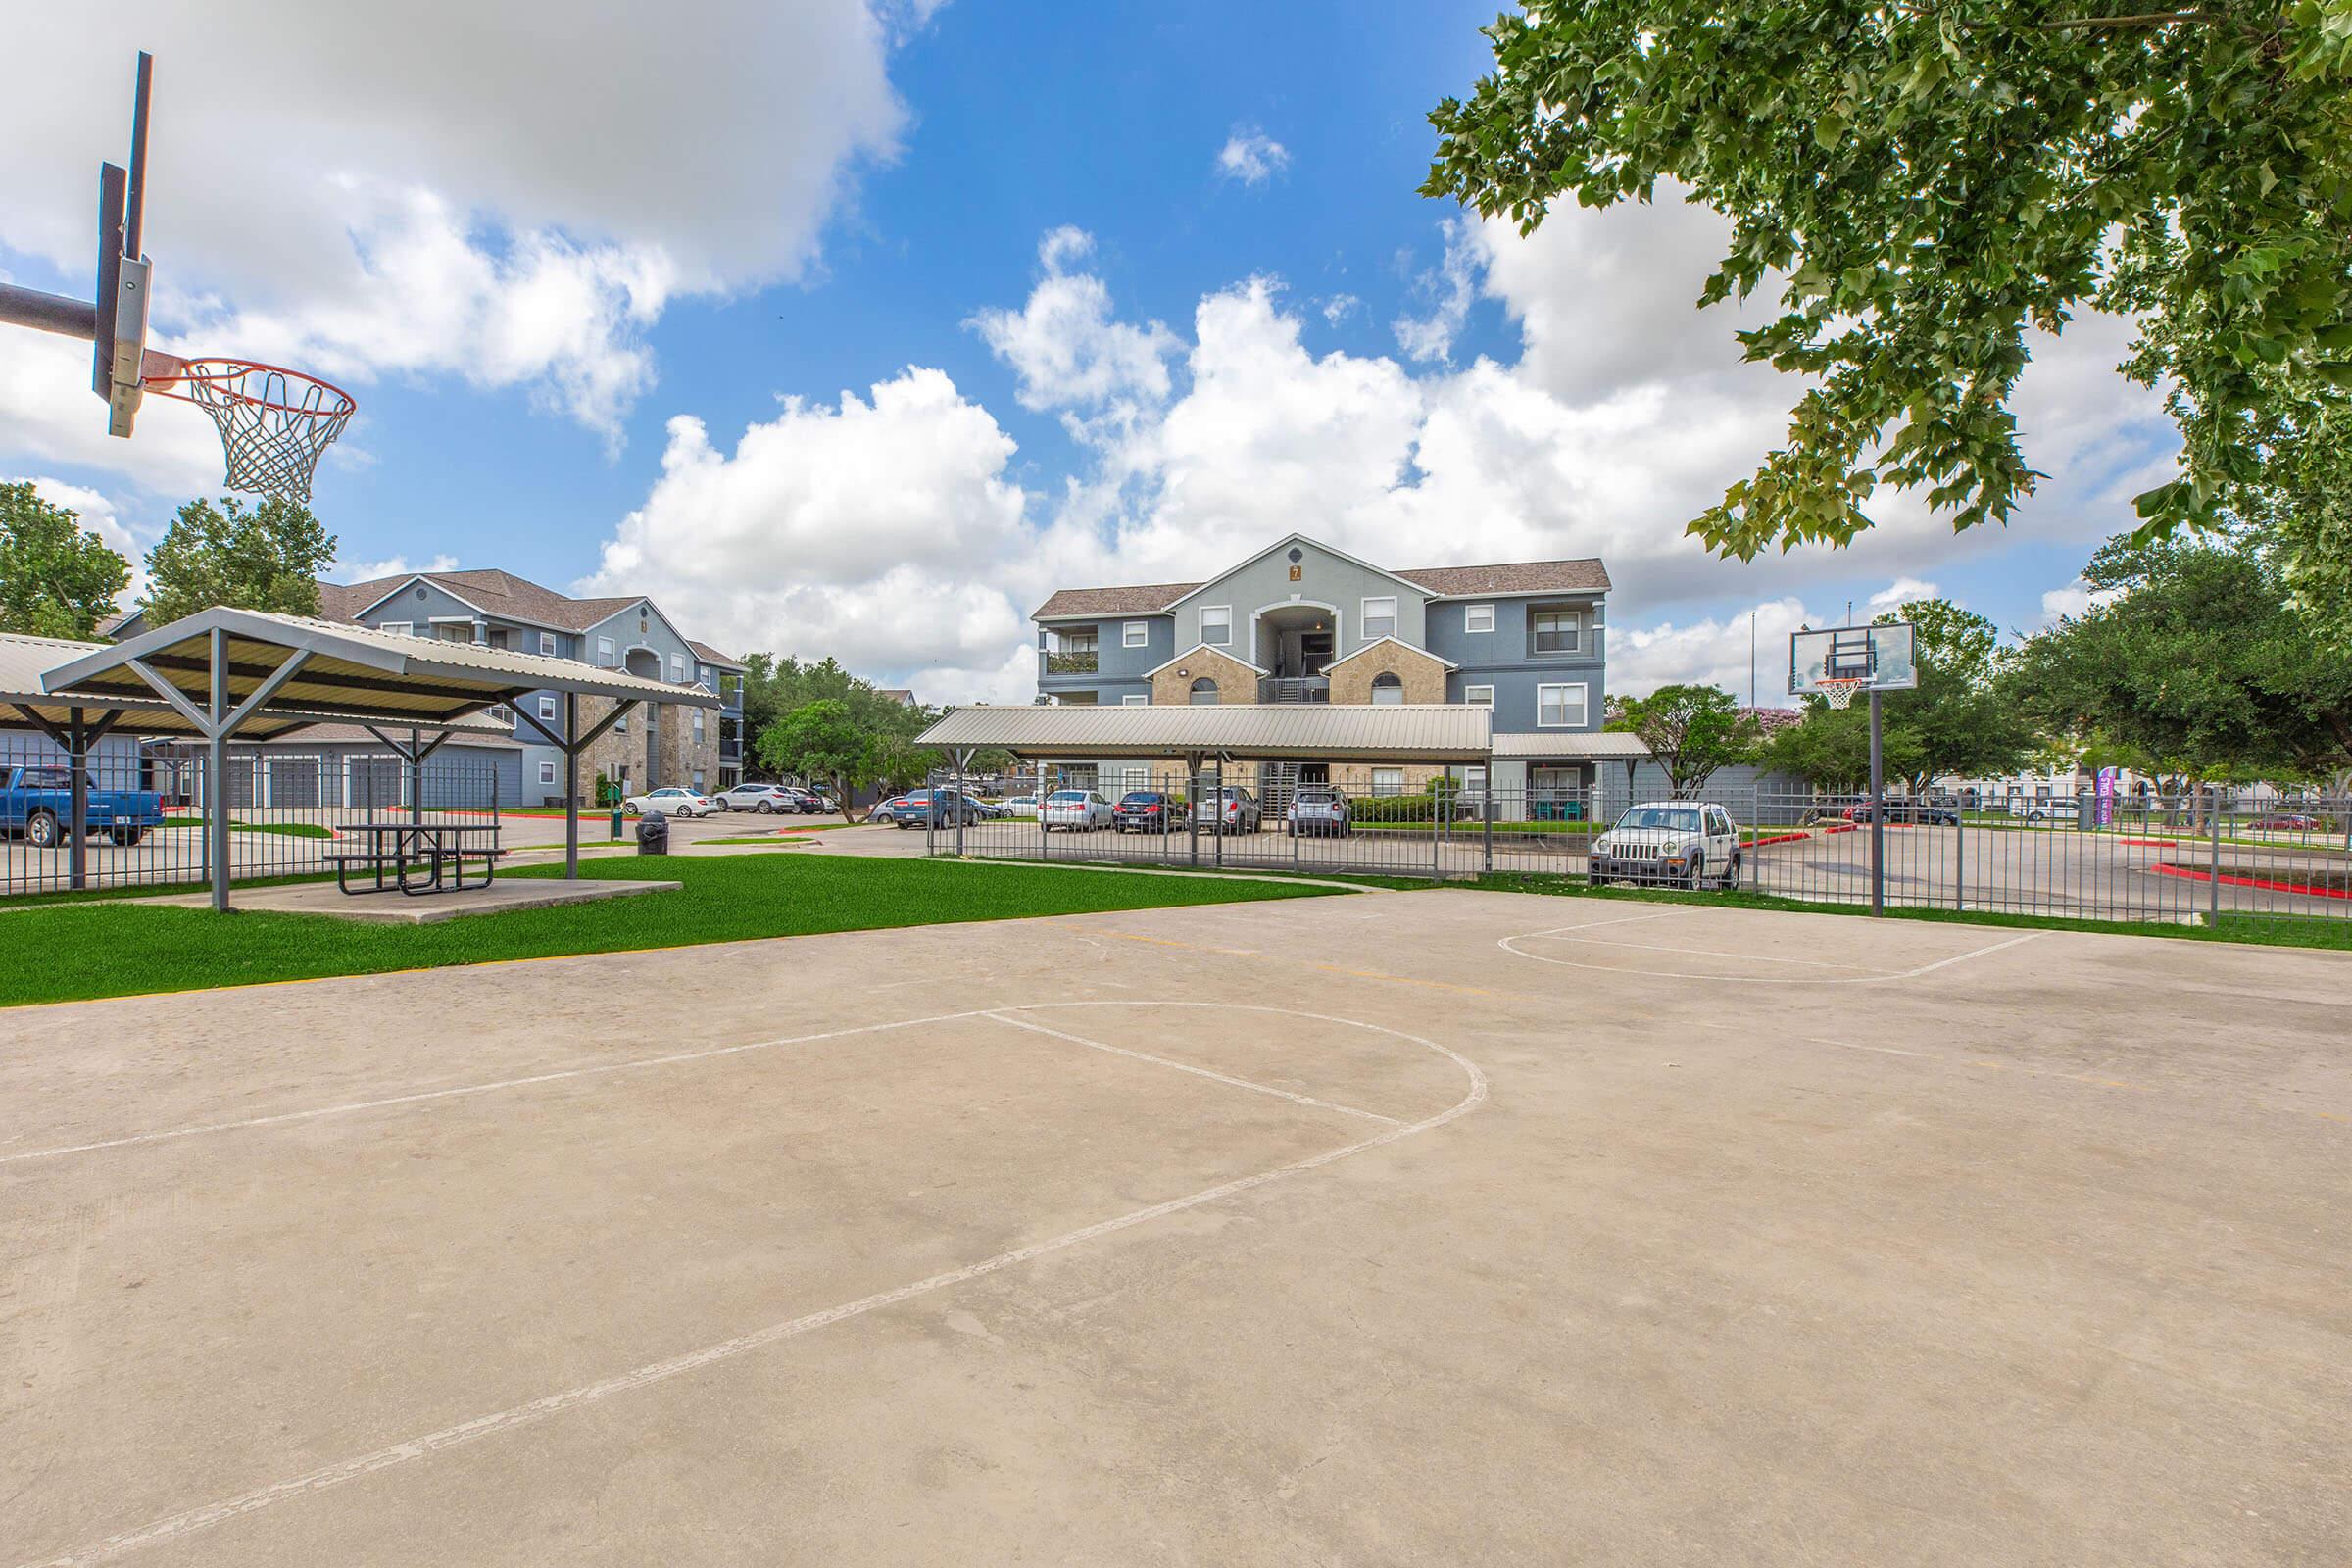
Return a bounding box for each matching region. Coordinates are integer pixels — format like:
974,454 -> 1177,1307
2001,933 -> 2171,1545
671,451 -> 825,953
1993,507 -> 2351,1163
1203,785 -> 1261,835
1040,789 -> 1114,831
0,765 -> 165,847
1589,801 -> 1742,890
996,795 -> 1041,819
1287,787 -> 1350,838
894,788 -> 989,829
623,786 -> 719,818
867,795 -> 915,825
2003,797 -> 2075,823
1113,791 -> 1189,833
1842,801 -> 1959,826
781,787 -> 833,814
2250,813 -> 2325,832
718,783 -> 796,813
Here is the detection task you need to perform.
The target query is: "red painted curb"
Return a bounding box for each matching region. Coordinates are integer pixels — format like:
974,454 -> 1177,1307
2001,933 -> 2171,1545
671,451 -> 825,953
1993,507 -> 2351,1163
1824,823 -> 1858,834
1745,831 -> 1811,848
2150,863 -> 2352,901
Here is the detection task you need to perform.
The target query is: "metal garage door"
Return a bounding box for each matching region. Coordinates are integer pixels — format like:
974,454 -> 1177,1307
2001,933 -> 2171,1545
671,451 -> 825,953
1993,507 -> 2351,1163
225,758 -> 257,808
268,758 -> 322,808
346,758 -> 405,810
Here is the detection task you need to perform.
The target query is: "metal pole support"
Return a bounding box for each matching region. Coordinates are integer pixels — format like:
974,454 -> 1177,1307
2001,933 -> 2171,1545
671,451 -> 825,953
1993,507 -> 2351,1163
564,694 -> 580,880
1481,767 -> 1494,877
2208,785 -> 2222,922
1867,690 -> 1885,917
209,628 -> 231,913
68,709 -> 89,892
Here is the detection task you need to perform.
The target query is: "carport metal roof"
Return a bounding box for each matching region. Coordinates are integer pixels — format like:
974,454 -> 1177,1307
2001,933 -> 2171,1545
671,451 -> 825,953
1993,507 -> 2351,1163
41,606 -> 716,726
1,630 -> 505,742
918,703 -> 1493,763
1492,730 -> 1651,760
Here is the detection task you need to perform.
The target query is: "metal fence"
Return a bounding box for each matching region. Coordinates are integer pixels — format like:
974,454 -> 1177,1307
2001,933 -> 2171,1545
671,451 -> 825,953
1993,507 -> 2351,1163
1,739 -> 505,899
922,765 -> 2351,929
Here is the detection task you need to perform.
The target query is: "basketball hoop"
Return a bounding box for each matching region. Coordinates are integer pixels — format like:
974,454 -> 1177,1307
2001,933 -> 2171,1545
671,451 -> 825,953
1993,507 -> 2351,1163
140,356 -> 356,504
1816,677 -> 1866,710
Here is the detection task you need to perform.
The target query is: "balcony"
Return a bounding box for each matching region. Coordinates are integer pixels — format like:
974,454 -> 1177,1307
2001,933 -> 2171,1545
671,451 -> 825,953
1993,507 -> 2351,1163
1043,649 -> 1099,676
1258,676 -> 1329,704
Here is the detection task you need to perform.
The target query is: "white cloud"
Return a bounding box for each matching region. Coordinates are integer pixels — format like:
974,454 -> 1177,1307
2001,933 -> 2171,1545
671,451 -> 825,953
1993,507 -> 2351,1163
1392,220 -> 1478,364
1870,577 -> 1939,610
1609,597 -> 1817,705
334,551 -> 459,583
0,4 -> 909,443
965,227 -> 1180,416
1215,130 -> 1290,186
1321,294 -> 1359,325
2038,578 -> 2124,626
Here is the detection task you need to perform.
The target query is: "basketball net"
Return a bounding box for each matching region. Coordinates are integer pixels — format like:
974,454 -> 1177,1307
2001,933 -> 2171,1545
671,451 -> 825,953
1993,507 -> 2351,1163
1817,677 -> 1866,710
140,356 -> 356,504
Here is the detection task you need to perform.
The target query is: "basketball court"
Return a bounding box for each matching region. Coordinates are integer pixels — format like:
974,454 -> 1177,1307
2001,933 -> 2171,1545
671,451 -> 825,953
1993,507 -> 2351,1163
4,888 -> 2344,1565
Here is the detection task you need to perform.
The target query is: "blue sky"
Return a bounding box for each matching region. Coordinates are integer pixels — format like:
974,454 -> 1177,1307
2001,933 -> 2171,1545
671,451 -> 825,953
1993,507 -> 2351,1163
1,1 -> 2179,704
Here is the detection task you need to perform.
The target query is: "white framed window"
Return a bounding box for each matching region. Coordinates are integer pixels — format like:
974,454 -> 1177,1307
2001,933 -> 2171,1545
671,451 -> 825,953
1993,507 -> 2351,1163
1121,693 -> 1149,706
538,761 -> 557,785
1370,672 -> 1404,706
539,631 -> 557,656
693,770 -> 705,792
1464,684 -> 1494,709
1361,597 -> 1397,640
1200,606 -> 1232,646
1371,767 -> 1404,797
670,653 -> 687,683
378,620 -> 413,638
1122,620 -> 1149,648
1465,765 -> 1488,794
486,704 -> 514,726
596,635 -> 615,667
537,694 -> 557,721
692,709 -> 705,740
1464,603 -> 1494,634
1538,682 -> 1588,728
1530,605 -> 1581,656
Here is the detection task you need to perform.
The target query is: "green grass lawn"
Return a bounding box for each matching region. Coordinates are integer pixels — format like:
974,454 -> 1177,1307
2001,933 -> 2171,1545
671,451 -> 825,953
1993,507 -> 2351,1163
1466,872 -> 2352,953
159,817 -> 333,839
0,853 -> 1349,1009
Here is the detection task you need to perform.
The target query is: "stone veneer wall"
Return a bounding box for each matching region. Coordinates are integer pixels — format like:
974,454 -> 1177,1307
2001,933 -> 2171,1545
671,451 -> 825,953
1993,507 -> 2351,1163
566,695 -> 719,800
1148,646 -> 1262,707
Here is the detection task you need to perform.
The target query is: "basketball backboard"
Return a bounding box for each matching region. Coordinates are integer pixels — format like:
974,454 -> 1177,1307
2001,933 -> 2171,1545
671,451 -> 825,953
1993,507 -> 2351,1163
1788,621 -> 1918,699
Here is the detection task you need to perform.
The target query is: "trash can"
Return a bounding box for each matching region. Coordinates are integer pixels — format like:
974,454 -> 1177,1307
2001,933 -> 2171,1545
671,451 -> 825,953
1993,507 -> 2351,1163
636,811 -> 669,855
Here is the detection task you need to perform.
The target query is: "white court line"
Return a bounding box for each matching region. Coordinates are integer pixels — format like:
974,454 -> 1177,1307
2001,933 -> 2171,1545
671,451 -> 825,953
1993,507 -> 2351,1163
1496,928 -> 2040,986
983,1008 -> 1401,1125
0,1010 -> 992,1168
18,1002 -> 1485,1568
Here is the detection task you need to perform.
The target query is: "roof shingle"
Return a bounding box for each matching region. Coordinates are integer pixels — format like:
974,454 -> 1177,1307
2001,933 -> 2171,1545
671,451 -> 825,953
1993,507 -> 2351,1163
1030,557 -> 1609,619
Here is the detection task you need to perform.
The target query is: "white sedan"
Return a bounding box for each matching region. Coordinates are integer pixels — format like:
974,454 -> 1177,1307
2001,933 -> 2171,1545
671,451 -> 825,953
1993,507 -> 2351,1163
623,786 -> 720,818
1039,789 -> 1113,831
996,795 -> 1041,819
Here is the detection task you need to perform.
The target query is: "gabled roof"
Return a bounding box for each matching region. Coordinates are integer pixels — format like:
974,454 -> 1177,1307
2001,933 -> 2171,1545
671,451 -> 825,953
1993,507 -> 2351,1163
686,640 -> 746,671
1033,582 -> 1203,619
1394,559 -> 1611,597
1142,643 -> 1269,678
1162,533 -> 1437,613
332,568 -> 652,635
1324,635 -> 1458,673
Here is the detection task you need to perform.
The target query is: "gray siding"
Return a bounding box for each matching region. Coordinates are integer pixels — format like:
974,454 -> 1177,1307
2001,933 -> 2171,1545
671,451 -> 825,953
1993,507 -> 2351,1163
1038,613 -> 1173,692
1168,541 -> 1428,662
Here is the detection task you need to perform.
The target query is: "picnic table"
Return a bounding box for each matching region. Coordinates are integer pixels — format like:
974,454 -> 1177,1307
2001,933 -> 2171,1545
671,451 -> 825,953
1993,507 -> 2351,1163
326,819 -> 504,896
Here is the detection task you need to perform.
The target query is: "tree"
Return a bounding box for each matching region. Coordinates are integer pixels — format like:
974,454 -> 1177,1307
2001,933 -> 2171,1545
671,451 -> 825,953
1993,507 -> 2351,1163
1604,683 -> 1762,797
1760,703 -> 1926,795
1872,598 -> 2035,795
0,482 -> 131,639
757,699 -> 873,824
2008,531 -> 2352,784
141,495 -> 337,624
1425,3 -> 2352,562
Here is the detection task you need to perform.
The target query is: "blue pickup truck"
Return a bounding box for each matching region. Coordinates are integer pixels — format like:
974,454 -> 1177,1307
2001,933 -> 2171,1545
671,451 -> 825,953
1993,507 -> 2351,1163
0,765 -> 166,848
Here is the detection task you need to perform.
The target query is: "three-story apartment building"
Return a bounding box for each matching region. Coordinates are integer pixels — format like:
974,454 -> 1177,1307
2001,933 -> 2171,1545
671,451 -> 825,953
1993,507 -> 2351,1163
106,569 -> 747,807
1031,534 -> 1609,799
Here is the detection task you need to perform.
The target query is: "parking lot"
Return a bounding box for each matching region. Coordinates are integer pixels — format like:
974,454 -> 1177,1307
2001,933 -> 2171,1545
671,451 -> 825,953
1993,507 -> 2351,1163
5,889 -> 2343,1565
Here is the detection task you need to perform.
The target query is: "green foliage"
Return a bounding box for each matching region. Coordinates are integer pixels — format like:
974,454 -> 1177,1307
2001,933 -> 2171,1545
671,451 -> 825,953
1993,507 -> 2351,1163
1353,792 -> 1442,823
1426,2 -> 2352,559
1604,683 -> 1761,797
757,698 -> 871,821
141,495 -> 336,624
2008,530 -> 2352,780
0,482 -> 131,639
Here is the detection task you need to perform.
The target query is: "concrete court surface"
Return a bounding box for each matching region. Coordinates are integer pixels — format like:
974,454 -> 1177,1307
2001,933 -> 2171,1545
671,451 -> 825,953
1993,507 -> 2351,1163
1,890 -> 2345,1566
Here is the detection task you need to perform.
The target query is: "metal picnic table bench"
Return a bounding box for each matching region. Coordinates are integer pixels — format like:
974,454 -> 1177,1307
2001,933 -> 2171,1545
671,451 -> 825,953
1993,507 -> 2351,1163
325,819 -> 505,896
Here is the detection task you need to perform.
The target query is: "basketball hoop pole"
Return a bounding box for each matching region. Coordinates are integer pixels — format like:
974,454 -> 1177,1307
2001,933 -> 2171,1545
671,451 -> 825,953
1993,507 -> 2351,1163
1868,689 -> 1885,917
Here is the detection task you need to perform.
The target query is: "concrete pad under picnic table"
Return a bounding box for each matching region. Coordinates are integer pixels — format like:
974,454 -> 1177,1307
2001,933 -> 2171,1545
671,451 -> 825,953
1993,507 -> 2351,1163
148,875 -> 682,923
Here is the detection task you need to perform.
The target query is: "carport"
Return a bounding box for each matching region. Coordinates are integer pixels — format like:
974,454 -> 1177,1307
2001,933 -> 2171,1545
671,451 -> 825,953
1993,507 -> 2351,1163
916,703 -> 1494,870
1492,729 -> 1653,804
36,608 -> 715,909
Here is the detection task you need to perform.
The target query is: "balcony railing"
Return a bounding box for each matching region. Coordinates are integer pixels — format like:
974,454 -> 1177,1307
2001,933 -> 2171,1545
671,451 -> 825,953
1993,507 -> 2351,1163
1258,676 -> 1329,704
1044,650 -> 1099,675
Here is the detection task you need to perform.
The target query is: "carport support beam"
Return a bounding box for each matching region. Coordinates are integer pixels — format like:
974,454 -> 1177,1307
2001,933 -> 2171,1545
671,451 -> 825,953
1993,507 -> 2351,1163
515,695 -> 640,881
210,630 -> 231,912
1186,752 -> 1201,867
1868,690 -> 1885,917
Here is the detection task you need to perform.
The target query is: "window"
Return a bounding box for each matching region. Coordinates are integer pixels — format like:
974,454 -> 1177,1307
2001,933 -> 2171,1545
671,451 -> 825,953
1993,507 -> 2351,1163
1189,677 -> 1220,705
1122,620 -> 1149,648
1055,690 -> 1099,705
1046,625 -> 1099,674
1200,606 -> 1232,646
596,636 -> 616,667
1538,682 -> 1588,728
670,653 -> 687,684
486,704 -> 514,726
1371,767 -> 1404,797
1465,765 -> 1488,796
1529,605 -> 1580,656
1361,597 -> 1397,640
1464,603 -> 1494,634
1370,671 -> 1404,706
486,628 -> 510,651
1121,693 -> 1149,706
693,770 -> 705,792
378,621 -> 413,638
538,631 -> 557,657
1463,684 -> 1494,709
537,694 -> 558,721
692,709 -> 705,740
538,761 -> 557,786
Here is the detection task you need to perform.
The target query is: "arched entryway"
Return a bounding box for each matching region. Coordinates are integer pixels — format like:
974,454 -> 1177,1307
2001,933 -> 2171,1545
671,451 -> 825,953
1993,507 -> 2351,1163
1253,602 -> 1336,701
